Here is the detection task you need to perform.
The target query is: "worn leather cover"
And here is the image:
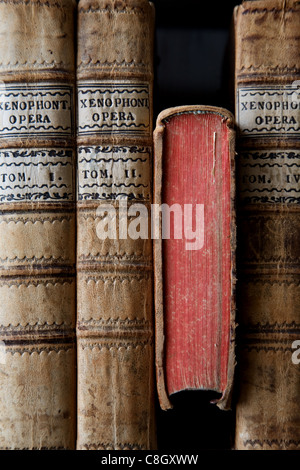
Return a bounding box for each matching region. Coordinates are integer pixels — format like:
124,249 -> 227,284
153,105 -> 236,412
0,0 -> 76,449
234,0 -> 300,450
76,0 -> 156,450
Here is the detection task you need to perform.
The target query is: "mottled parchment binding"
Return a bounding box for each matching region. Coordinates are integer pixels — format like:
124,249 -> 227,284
234,0 -> 300,450
0,0 -> 77,450
76,0 -> 156,450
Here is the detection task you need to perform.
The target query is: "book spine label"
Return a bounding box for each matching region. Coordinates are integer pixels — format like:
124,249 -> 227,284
236,84 -> 300,138
0,148 -> 74,202
78,81 -> 150,136
0,83 -> 74,139
77,145 -> 151,201
238,149 -> 300,205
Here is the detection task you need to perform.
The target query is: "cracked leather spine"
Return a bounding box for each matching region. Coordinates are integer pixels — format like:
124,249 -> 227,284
76,0 -> 156,450
233,0 -> 300,450
0,0 -> 76,450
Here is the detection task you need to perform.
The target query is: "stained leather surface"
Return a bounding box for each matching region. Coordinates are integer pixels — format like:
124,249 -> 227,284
234,0 -> 300,451
76,0 -> 156,450
0,0 -> 77,450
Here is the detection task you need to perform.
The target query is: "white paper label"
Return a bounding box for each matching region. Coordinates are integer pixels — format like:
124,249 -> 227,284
77,145 -> 151,201
237,84 -> 300,138
0,148 -> 74,202
77,82 -> 151,137
0,83 -> 74,139
238,149 -> 300,204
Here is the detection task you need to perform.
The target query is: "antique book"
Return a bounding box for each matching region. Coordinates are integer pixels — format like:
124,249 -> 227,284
153,105 -> 236,412
76,0 -> 156,450
0,0 -> 76,450
233,0 -> 300,450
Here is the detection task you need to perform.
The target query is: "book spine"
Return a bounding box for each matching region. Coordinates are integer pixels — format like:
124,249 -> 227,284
153,105 -> 236,413
234,0 -> 300,450
0,0 -> 76,450
76,0 -> 156,450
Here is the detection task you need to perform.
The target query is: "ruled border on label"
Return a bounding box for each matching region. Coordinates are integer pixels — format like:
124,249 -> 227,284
0,148 -> 74,202
77,82 -> 151,137
236,84 -> 300,138
0,83 -> 74,139
77,145 -> 151,202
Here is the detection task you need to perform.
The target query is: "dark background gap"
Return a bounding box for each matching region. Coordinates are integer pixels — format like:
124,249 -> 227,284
151,0 -> 238,450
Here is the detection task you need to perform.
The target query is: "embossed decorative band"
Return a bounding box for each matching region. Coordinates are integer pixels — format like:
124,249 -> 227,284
238,149 -> 300,204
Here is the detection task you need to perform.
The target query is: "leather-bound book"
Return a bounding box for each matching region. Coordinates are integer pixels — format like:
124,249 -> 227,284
153,105 -> 236,412
76,0 -> 156,450
233,0 -> 300,450
0,0 -> 76,449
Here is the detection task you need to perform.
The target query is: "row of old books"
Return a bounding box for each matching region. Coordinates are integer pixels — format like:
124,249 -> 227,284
0,0 -> 299,451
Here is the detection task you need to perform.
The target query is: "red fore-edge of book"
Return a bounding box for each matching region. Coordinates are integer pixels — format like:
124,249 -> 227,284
153,105 -> 236,411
